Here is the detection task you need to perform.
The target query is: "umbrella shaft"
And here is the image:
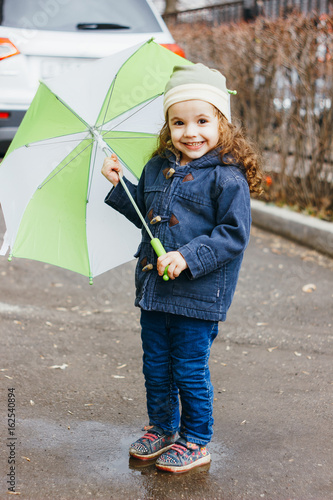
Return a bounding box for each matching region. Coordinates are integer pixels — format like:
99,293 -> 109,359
117,174 -> 154,240
100,142 -> 168,280
101,144 -> 154,240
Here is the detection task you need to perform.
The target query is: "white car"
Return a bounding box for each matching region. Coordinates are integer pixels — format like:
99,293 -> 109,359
0,0 -> 184,153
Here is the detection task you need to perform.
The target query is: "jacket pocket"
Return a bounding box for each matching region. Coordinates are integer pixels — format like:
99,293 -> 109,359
172,269 -> 221,304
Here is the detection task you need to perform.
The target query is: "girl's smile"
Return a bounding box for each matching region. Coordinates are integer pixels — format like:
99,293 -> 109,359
183,141 -> 204,148
168,100 -> 220,166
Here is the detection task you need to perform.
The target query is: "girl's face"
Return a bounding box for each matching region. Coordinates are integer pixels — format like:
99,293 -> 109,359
168,100 -> 220,166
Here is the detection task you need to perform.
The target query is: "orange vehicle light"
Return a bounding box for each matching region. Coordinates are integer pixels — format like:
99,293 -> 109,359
160,43 -> 186,58
0,38 -> 20,61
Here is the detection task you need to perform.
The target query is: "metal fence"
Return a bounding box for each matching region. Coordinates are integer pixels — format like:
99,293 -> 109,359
162,0 -> 331,24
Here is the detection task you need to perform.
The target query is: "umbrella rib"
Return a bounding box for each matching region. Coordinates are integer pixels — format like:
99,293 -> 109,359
98,39 -> 155,131
101,94 -> 162,136
26,137 -> 92,148
86,141 -> 99,202
38,140 -> 94,189
40,81 -> 91,130
99,76 -> 117,130
102,135 -> 156,140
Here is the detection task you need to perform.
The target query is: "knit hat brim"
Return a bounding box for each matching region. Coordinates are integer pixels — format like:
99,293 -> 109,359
163,83 -> 231,121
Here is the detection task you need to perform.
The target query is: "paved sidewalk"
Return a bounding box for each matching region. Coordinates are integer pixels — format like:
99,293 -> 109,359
0,211 -> 332,499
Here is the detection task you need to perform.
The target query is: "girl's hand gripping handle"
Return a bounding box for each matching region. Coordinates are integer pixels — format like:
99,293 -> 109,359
101,154 -> 123,186
150,238 -> 169,281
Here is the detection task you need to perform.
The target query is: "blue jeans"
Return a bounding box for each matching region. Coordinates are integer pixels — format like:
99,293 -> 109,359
140,310 -> 218,445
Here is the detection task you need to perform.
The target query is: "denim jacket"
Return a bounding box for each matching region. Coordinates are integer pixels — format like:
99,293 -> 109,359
105,150 -> 251,322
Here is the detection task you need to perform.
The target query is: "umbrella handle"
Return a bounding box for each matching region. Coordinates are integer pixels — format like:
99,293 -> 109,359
150,238 -> 169,282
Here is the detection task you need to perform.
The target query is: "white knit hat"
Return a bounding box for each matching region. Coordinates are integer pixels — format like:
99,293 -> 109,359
163,63 -> 234,122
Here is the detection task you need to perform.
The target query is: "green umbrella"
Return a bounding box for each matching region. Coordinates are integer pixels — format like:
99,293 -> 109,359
0,40 -> 192,283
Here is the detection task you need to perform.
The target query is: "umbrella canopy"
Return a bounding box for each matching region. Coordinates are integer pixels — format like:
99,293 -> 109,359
0,40 -> 192,282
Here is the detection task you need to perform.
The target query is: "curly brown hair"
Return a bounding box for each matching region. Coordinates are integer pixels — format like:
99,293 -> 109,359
152,108 -> 263,194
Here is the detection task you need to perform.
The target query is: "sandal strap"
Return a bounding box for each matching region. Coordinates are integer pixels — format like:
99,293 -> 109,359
170,443 -> 187,454
142,432 -> 159,441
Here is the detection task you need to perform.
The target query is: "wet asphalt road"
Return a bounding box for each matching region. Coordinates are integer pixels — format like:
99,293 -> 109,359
0,208 -> 332,499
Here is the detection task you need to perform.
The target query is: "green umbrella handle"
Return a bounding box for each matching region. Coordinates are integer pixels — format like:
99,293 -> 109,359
150,238 -> 169,282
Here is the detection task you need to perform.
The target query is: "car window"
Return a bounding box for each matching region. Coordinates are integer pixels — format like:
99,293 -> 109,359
0,0 -> 162,33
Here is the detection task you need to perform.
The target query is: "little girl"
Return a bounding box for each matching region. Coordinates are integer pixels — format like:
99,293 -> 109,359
102,63 -> 262,473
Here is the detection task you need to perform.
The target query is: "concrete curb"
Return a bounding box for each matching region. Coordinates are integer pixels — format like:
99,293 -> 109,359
251,199 -> 333,259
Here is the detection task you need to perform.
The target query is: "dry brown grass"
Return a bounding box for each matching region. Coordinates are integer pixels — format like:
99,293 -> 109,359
168,15 -> 333,220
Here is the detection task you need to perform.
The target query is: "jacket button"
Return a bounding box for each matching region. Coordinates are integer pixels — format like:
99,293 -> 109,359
166,168 -> 175,179
142,264 -> 153,272
150,216 -> 161,225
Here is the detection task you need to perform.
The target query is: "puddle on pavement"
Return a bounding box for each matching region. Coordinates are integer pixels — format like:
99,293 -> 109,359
17,418 -> 228,497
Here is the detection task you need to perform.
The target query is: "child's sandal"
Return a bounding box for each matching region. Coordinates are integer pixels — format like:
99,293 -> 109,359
155,438 -> 211,472
129,425 -> 177,460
